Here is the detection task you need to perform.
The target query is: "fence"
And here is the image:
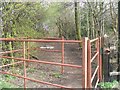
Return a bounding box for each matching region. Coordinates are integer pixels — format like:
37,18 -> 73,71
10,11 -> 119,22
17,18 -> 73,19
0,37 -> 102,88
87,37 -> 102,88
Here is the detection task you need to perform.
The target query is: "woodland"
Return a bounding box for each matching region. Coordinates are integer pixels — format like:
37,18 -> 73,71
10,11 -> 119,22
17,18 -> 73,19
0,1 -> 119,88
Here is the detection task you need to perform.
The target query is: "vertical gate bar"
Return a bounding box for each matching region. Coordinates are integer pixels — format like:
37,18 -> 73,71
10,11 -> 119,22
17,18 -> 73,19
61,36 -> 64,74
96,39 -> 100,82
82,37 -> 88,88
27,41 -> 30,67
87,39 -> 92,88
99,37 -> 102,81
27,41 -> 30,59
23,41 -> 26,89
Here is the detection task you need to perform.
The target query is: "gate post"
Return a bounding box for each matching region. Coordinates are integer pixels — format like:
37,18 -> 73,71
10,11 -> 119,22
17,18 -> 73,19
99,37 -> 102,81
87,39 -> 92,88
23,41 -> 27,90
82,37 -> 88,88
61,36 -> 64,74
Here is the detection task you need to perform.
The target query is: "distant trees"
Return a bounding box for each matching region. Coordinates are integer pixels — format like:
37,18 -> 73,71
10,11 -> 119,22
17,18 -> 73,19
2,2 -> 47,39
1,1 -> 118,40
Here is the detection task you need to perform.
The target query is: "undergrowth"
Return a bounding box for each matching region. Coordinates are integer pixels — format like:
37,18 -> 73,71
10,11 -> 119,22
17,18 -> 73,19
98,80 -> 119,88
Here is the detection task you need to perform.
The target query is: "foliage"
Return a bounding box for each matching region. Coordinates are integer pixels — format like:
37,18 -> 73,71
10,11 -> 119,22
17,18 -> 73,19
98,80 -> 119,88
0,75 -> 17,89
0,80 -> 17,89
27,68 -> 35,73
52,72 -> 62,78
1,2 -> 48,65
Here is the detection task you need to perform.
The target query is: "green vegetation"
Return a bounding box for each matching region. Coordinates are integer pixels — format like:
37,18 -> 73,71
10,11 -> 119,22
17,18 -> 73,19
0,80 -> 17,89
98,80 -> 119,88
0,75 -> 17,89
27,68 -> 35,73
0,1 -> 119,88
52,72 -> 62,78
3,74 -> 16,80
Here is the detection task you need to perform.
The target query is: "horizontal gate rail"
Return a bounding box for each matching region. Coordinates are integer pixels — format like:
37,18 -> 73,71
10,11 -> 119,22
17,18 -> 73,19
0,56 -> 82,68
0,38 -> 82,43
0,71 -> 71,88
0,49 -> 23,55
0,61 -> 23,68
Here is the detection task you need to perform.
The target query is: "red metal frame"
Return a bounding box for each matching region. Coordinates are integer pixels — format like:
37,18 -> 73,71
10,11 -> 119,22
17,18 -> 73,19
87,37 -> 102,88
0,37 -> 102,88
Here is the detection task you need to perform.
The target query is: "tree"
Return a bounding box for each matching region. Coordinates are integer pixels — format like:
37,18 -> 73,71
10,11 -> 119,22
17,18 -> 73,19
74,2 -> 81,40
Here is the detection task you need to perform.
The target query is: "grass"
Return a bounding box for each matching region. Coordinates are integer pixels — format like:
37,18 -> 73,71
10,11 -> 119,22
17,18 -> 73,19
2,74 -> 16,81
27,68 -> 35,73
0,80 -> 17,89
52,72 -> 62,78
0,75 -> 18,89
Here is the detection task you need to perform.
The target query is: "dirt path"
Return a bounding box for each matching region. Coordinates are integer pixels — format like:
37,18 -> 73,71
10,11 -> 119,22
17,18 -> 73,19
5,43 -> 83,88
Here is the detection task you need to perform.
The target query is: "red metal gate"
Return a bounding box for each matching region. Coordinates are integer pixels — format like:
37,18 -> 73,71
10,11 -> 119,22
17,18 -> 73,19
87,37 -> 102,88
0,37 -> 102,88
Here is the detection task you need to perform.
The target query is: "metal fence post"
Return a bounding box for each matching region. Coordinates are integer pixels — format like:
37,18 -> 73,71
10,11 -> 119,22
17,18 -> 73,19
99,37 -> 102,81
27,41 -> 30,67
23,41 -> 26,89
96,39 -> 100,82
82,37 -> 88,88
87,38 -> 92,88
61,36 -> 64,74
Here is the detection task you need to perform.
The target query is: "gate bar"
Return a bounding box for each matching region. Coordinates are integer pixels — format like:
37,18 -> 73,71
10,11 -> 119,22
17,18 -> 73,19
23,41 -> 26,89
0,61 -> 23,68
82,37 -> 88,88
0,71 -> 71,88
0,56 -> 82,68
0,38 -> 82,43
61,36 -> 64,73
87,39 -> 92,88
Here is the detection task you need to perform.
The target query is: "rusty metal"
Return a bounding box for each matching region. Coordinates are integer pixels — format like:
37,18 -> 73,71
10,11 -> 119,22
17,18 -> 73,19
23,41 -> 26,89
0,38 -> 82,43
95,79 -> 99,88
82,37 -> 88,88
91,66 -> 99,83
0,56 -> 82,68
0,71 -> 71,88
87,39 -> 92,88
0,61 -> 23,68
0,37 -> 103,88
61,36 -> 65,74
0,49 -> 23,55
87,37 -> 102,88
27,42 -> 30,59
96,39 -> 100,82
99,37 -> 102,81
91,52 -> 99,63
90,38 -> 99,43
30,47 -> 61,52
41,37 -> 62,40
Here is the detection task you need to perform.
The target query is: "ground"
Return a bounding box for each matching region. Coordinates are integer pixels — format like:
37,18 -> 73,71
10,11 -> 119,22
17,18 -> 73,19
2,43 -> 83,88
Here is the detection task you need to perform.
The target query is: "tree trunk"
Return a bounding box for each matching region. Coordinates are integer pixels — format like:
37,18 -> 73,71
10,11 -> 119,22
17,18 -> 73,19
74,2 -> 81,46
